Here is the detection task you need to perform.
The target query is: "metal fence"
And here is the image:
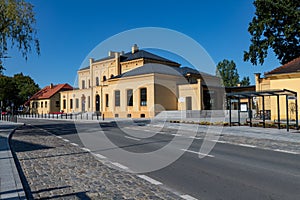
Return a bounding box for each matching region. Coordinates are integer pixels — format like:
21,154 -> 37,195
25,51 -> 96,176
13,113 -> 103,121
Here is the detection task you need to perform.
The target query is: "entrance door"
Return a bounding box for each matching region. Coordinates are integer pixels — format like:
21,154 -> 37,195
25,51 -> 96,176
81,95 -> 86,112
186,96 -> 192,110
95,95 -> 100,112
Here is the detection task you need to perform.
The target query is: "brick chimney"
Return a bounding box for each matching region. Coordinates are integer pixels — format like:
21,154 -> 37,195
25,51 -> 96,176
50,83 -> 54,89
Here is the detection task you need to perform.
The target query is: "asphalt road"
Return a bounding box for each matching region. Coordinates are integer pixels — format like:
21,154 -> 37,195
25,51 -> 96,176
18,118 -> 300,200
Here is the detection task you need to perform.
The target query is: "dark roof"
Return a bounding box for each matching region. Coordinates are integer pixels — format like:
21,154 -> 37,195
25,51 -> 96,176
226,89 -> 297,98
265,56 -> 300,76
120,50 -> 180,65
177,67 -> 215,77
78,49 -> 179,71
111,64 -> 216,79
79,55 -> 115,71
79,66 -> 90,71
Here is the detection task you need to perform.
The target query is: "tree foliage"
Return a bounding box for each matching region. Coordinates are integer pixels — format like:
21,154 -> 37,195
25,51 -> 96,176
216,59 -> 240,87
240,76 -> 251,86
0,73 -> 39,110
0,0 -> 40,73
244,0 -> 300,65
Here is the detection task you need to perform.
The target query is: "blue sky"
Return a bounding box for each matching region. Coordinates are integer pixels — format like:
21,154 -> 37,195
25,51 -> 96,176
3,0 -> 281,87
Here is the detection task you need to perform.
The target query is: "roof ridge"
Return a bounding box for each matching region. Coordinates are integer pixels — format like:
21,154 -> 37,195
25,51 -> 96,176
265,56 -> 300,75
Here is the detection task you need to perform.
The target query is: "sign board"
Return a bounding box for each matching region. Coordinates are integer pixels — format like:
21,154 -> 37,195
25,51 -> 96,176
240,103 -> 248,112
178,97 -> 185,103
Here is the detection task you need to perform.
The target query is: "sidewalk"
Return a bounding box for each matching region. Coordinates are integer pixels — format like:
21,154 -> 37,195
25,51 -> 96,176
0,121 -> 25,200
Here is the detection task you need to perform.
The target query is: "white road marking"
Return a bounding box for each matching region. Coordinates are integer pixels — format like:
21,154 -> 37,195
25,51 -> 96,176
189,136 -> 202,140
81,147 -> 91,152
181,149 -> 215,158
124,136 -> 141,141
56,136 -> 62,139
180,194 -> 198,200
216,140 -> 228,144
70,143 -> 79,147
171,133 -> 183,137
62,139 -> 69,142
93,153 -> 107,159
137,175 -> 162,185
238,144 -> 257,148
111,162 -> 128,170
274,149 -> 298,155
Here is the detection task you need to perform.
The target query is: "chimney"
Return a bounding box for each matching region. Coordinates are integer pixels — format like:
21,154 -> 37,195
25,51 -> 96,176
114,52 -> 120,58
108,51 -> 113,57
131,44 -> 138,54
50,83 -> 54,89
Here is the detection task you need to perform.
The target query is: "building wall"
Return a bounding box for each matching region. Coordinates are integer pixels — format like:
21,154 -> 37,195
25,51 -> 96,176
255,73 -> 300,120
120,59 -> 144,74
178,80 -> 201,111
101,74 -> 155,118
60,89 -> 92,113
30,94 -> 60,114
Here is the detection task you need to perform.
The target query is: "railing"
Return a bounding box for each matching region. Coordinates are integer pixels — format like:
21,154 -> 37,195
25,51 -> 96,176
0,114 -> 18,123
12,112 -> 103,121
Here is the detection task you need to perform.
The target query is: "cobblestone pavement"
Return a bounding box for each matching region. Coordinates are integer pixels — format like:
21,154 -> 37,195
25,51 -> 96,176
10,125 -> 180,200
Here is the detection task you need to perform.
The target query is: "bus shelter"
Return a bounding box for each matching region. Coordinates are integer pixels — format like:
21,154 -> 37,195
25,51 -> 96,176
226,89 -> 298,131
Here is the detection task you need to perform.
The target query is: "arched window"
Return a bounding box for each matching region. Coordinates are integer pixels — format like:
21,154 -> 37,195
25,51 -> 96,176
96,77 -> 99,86
103,76 -> 107,81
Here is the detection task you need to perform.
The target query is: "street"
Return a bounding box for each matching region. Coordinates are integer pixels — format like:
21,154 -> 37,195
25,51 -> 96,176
17,118 -> 300,200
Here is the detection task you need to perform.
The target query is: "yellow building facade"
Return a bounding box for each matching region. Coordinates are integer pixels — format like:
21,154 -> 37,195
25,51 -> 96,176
255,57 -> 300,120
27,83 -> 73,114
60,45 -> 223,118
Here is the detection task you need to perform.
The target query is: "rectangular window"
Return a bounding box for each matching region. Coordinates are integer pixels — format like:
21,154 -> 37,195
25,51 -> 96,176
55,101 -> 60,107
82,80 -> 85,89
115,90 -> 120,107
88,96 -> 90,108
140,88 -> 147,106
63,99 -> 66,109
75,98 -> 79,108
45,101 -> 47,108
127,89 -> 133,106
105,94 -> 109,107
41,102 -> 43,108
70,99 -> 73,109
88,79 -> 90,88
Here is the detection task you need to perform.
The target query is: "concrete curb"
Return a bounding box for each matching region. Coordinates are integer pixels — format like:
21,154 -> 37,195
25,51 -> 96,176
0,122 -> 26,200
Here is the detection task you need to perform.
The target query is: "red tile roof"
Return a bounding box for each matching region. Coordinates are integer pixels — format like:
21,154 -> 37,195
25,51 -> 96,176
25,83 -> 73,105
265,56 -> 300,76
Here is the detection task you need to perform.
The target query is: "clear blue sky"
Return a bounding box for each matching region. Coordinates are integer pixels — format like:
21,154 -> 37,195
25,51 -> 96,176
3,0 -> 281,88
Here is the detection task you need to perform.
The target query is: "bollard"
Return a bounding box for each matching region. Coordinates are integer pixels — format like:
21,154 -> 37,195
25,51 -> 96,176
81,113 -> 82,120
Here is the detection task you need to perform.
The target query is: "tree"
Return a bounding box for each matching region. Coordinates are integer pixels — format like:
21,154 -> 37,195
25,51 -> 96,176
13,72 -> 39,106
244,0 -> 300,65
0,0 -> 40,73
240,76 -> 251,86
216,59 -> 240,87
0,75 -> 18,109
0,73 -> 39,111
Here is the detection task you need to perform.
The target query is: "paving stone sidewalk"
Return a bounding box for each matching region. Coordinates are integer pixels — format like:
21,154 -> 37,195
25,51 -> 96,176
0,121 -> 26,200
10,125 -> 180,200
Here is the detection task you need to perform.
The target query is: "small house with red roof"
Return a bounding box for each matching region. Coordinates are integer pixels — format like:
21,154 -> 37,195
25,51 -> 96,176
25,83 -> 73,114
255,56 -> 300,120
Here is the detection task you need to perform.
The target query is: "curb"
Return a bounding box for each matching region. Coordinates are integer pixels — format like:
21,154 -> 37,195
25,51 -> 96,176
2,123 -> 27,200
